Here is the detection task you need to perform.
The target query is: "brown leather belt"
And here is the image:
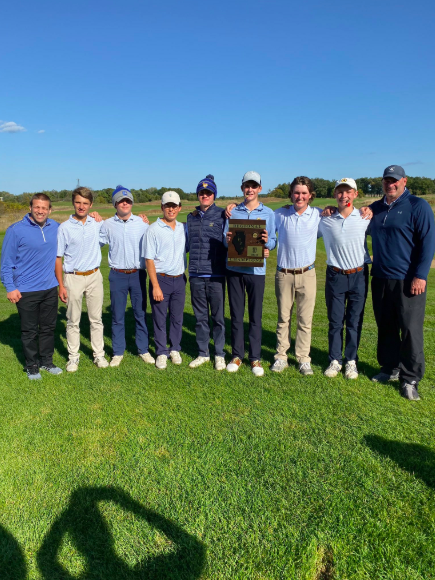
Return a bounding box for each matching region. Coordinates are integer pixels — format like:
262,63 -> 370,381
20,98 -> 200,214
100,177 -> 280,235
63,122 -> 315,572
112,268 -> 138,274
66,267 -> 99,276
331,266 -> 364,275
158,273 -> 183,278
278,263 -> 315,275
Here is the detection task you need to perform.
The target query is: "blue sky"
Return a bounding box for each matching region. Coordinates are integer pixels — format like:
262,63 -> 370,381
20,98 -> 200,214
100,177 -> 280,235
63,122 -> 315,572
1,0 -> 434,197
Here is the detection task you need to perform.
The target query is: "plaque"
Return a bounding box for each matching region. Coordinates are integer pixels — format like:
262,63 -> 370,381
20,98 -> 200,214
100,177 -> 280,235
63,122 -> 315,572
227,219 -> 266,267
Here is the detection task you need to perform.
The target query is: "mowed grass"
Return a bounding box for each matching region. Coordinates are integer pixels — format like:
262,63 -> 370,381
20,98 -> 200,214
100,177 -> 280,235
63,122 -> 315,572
0,202 -> 435,579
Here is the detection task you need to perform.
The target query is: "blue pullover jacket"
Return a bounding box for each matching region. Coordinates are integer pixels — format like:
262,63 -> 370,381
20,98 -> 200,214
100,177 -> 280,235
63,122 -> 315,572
1,214 -> 59,293
370,189 -> 435,280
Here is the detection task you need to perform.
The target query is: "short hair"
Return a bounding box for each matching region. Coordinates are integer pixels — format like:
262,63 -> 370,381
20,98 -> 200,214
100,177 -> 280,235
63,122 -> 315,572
72,186 -> 93,203
30,193 -> 52,208
289,176 -> 316,201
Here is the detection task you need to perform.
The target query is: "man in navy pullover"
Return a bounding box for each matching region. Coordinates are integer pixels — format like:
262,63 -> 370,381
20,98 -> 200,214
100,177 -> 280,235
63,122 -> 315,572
186,175 -> 227,370
1,193 -> 62,380
370,165 -> 435,400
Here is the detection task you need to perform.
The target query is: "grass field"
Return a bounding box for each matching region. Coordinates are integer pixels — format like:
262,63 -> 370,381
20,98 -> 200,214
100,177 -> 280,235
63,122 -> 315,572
0,201 -> 434,579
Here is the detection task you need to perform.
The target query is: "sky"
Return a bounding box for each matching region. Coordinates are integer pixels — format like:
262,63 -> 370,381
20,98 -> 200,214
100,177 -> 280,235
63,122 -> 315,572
1,0 -> 434,197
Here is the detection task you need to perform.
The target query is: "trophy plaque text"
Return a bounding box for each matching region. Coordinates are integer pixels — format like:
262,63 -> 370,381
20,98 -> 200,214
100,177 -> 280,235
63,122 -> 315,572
227,219 -> 266,267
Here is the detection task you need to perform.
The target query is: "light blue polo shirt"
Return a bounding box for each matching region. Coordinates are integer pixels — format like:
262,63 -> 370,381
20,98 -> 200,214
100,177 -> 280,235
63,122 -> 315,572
57,215 -> 103,272
318,208 -> 372,269
144,218 -> 187,276
100,214 -> 149,269
274,205 -> 322,269
223,202 -> 277,275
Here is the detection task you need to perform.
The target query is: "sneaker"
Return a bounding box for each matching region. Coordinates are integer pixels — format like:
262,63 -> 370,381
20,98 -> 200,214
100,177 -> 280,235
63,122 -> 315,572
400,381 -> 420,401
40,363 -> 63,375
215,356 -> 226,371
299,362 -> 313,376
371,368 -> 400,383
139,352 -> 155,364
270,359 -> 288,373
109,355 -> 124,368
226,357 -> 242,373
251,360 -> 264,377
169,351 -> 182,365
66,358 -> 79,373
344,360 -> 358,380
26,365 -> 42,380
324,360 -> 342,378
189,356 -> 210,368
156,354 -> 168,369
94,356 -> 109,368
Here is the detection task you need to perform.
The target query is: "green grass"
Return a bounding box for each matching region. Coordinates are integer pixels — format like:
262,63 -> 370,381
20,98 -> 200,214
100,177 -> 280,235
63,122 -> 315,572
0,204 -> 434,579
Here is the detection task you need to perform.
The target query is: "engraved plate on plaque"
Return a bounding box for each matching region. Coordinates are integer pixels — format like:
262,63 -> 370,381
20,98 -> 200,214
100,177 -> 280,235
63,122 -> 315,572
227,219 -> 266,267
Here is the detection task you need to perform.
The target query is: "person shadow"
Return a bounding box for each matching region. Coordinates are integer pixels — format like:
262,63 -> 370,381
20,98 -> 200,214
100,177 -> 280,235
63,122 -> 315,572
37,486 -> 206,580
364,435 -> 435,489
0,523 -> 27,580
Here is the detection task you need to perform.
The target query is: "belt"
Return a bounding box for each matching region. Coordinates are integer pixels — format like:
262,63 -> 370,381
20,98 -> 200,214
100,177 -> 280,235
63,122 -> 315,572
158,273 -> 183,278
277,263 -> 315,275
111,268 -> 138,274
65,267 -> 99,276
331,266 -> 364,275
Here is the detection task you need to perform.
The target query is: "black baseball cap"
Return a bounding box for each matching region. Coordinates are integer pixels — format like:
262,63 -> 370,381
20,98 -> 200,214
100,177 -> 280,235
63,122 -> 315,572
383,165 -> 406,180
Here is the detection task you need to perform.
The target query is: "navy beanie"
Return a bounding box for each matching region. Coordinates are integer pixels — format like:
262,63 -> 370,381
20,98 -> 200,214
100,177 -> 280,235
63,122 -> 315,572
196,174 -> 217,198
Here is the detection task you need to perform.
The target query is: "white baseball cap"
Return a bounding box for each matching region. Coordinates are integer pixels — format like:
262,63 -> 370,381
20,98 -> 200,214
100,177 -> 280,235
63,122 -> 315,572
334,177 -> 357,191
242,171 -> 261,186
161,191 -> 181,205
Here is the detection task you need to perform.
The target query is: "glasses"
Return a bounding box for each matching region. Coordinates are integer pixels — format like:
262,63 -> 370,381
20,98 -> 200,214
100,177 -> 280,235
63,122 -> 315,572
198,190 -> 214,197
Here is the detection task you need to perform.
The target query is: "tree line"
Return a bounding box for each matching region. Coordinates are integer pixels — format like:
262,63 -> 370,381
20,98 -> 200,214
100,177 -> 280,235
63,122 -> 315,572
1,175 -> 435,207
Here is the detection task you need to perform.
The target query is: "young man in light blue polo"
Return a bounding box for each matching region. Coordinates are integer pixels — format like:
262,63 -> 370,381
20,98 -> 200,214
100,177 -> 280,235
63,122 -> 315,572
224,171 -> 276,377
99,185 -> 154,368
145,191 -> 187,370
318,178 -> 371,379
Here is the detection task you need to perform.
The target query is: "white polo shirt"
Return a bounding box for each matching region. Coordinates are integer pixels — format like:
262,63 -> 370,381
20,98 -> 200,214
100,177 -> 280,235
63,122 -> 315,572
57,215 -> 103,272
144,218 -> 187,276
274,205 -> 322,269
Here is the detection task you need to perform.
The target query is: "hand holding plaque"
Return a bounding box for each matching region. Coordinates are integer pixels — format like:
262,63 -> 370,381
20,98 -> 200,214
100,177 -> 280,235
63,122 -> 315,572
227,219 -> 267,267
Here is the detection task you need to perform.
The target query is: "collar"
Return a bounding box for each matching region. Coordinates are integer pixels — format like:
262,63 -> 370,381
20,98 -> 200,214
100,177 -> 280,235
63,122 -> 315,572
332,207 -> 360,220
195,203 -> 215,214
25,214 -> 51,227
68,215 -> 93,225
238,202 -> 264,212
156,217 -> 180,229
383,188 -> 409,207
288,204 -> 314,217
114,213 -> 134,223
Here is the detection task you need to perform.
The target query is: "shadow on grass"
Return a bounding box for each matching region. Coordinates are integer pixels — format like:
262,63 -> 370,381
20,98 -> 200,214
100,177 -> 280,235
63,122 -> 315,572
365,435 -> 435,489
0,523 -> 26,579
37,486 -> 205,580
0,312 -> 69,368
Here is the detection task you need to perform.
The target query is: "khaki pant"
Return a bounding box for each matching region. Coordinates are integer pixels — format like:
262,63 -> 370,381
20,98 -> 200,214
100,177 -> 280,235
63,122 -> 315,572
64,269 -> 105,359
274,268 -> 317,363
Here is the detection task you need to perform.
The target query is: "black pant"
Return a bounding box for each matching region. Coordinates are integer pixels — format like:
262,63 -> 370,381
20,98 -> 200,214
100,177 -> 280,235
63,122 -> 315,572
226,271 -> 265,361
325,266 -> 368,364
16,287 -> 58,370
190,276 -> 226,357
371,277 -> 426,384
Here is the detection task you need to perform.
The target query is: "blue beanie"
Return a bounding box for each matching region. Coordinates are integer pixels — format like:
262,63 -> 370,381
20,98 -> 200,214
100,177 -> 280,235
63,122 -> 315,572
112,185 -> 134,207
196,174 -> 217,198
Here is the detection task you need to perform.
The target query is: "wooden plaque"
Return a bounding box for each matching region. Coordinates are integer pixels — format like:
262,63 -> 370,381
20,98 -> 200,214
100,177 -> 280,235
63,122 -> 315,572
227,219 -> 266,267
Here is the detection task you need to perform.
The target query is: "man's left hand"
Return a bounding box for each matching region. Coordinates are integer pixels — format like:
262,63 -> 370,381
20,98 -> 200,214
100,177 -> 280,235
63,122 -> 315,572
410,277 -> 426,295
321,206 -> 337,217
138,213 -> 150,224
260,229 -> 268,243
89,212 -> 103,222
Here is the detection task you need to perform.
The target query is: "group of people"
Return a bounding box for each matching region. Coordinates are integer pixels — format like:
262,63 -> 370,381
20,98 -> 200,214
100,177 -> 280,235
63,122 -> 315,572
1,165 -> 434,401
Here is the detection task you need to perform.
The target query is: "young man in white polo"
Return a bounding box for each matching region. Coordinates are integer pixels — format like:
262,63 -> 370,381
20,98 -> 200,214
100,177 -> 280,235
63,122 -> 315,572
56,187 -> 109,372
318,178 -> 371,379
224,171 -> 276,377
145,191 -> 187,369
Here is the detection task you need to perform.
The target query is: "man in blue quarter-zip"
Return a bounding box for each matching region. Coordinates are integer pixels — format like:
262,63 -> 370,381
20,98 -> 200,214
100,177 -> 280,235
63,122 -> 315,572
370,165 -> 435,400
56,187 -> 109,372
186,175 -> 227,371
224,171 -> 277,377
1,193 -> 62,380
99,185 -> 154,368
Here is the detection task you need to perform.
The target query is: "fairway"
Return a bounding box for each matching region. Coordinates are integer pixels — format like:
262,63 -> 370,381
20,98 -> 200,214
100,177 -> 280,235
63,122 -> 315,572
0,206 -> 435,579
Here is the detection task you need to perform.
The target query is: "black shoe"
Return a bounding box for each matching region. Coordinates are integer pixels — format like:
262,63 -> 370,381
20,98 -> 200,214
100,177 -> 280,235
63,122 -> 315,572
26,365 -> 42,380
400,382 -> 420,401
372,368 -> 400,383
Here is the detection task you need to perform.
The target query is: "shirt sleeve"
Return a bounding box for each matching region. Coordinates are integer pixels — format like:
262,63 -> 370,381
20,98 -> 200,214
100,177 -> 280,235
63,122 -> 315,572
0,227 -> 18,292
223,219 -> 229,248
144,228 -> 157,260
265,211 -> 277,250
57,226 -> 67,257
413,202 -> 435,280
99,222 -> 109,246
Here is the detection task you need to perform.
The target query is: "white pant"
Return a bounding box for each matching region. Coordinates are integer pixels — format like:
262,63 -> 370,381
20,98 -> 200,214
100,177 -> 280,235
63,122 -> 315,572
64,269 -> 105,359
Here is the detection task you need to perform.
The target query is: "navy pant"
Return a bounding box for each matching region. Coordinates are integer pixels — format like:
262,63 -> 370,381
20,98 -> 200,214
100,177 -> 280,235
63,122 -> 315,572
226,271 -> 265,361
16,287 -> 58,370
325,266 -> 368,364
190,276 -> 226,357
371,276 -> 426,384
109,269 -> 149,356
149,274 -> 186,356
